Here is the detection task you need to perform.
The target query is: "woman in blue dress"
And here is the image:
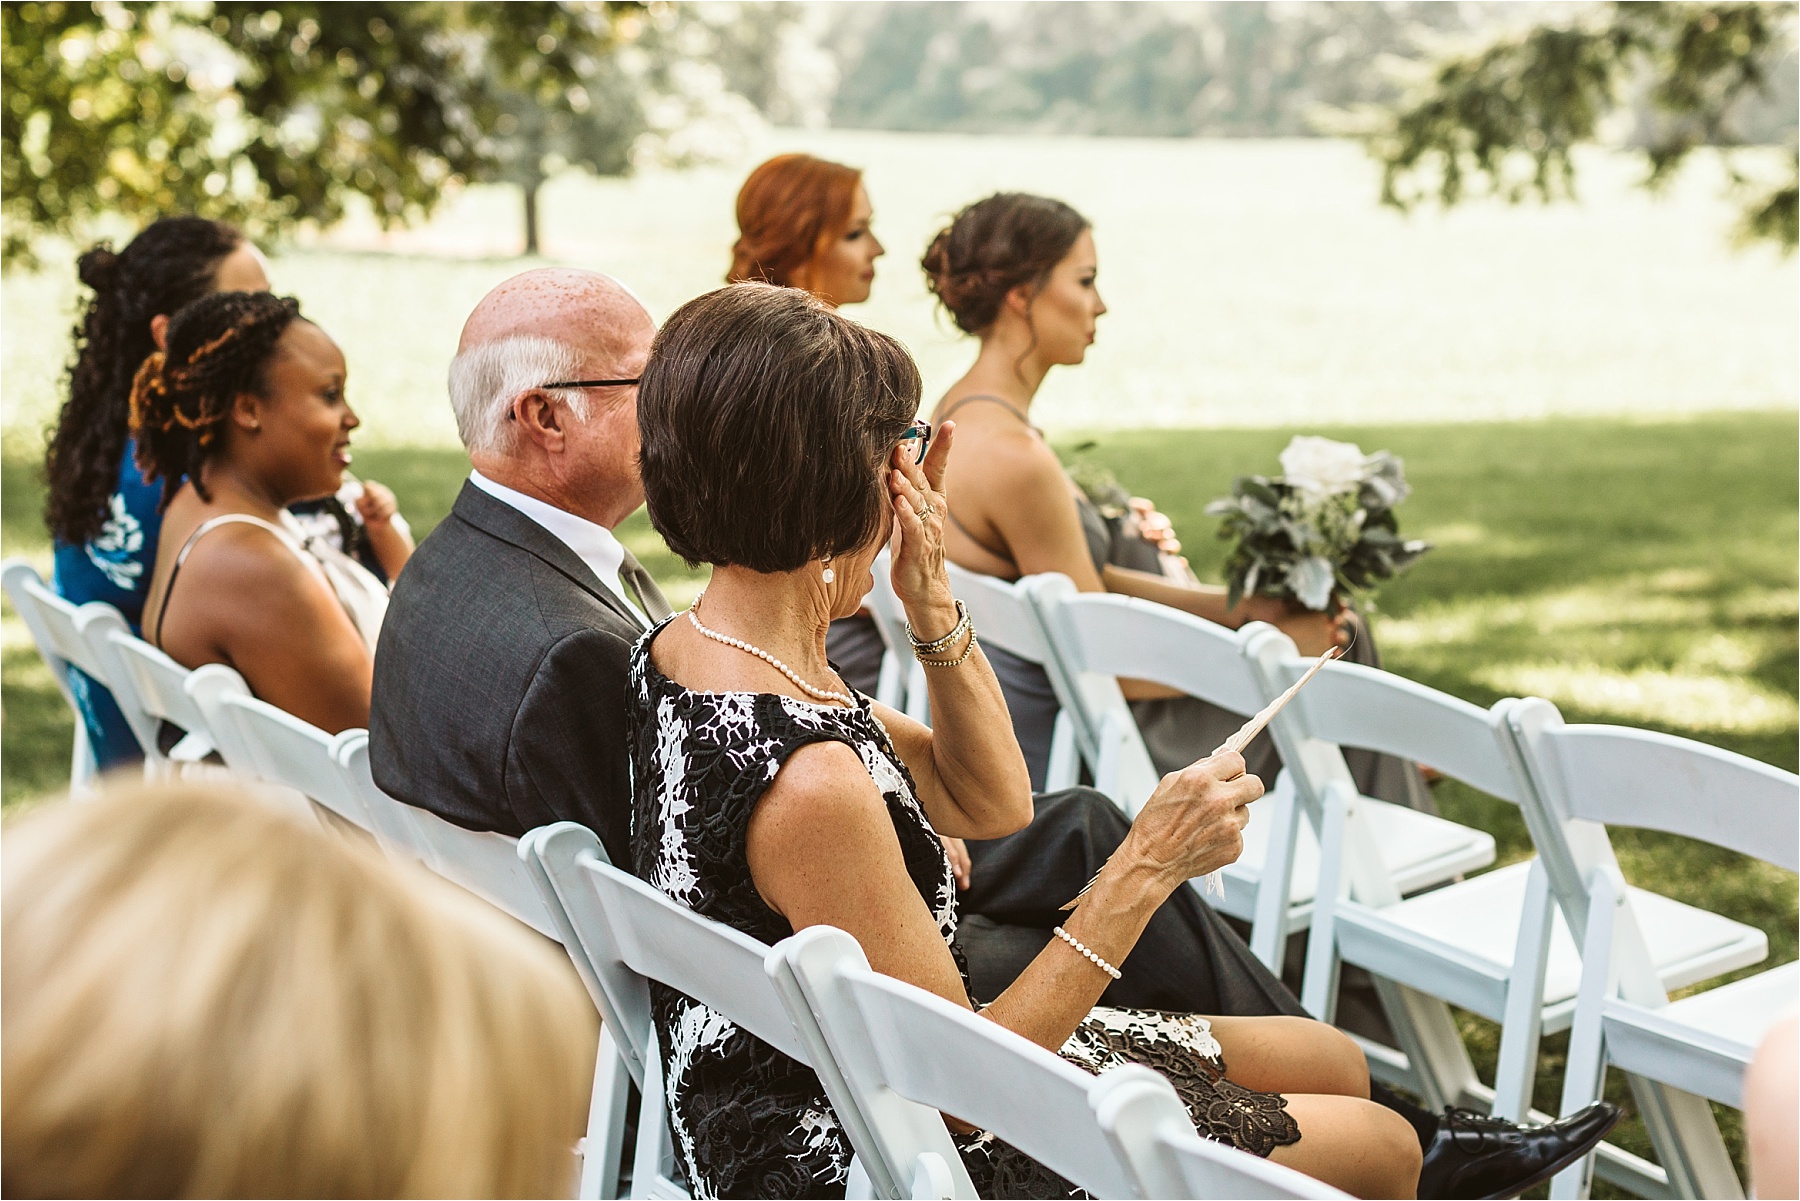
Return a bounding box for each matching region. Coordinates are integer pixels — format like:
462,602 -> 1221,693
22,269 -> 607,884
44,218 -> 271,767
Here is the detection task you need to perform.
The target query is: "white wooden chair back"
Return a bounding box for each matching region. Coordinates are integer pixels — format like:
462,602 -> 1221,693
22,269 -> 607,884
333,735 -> 556,937
526,823 -> 919,1201
2,560 -> 134,782
781,925 -> 1341,1200
332,734 -> 428,861
211,692 -> 373,831
1026,573 -> 1255,813
1276,650 -> 1530,806
1515,710 -> 1799,874
100,630 -> 219,767
1510,705 -> 1798,1200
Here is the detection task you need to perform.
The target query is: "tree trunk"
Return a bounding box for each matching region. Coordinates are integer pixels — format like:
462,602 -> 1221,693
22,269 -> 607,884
523,180 -> 540,256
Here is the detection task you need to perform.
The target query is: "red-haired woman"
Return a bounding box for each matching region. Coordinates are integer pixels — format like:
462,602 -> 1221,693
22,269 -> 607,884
729,153 -> 893,692
728,153 -> 885,306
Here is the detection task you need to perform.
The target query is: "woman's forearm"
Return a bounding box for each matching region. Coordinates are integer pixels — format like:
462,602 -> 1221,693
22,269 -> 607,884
906,596 -> 1033,837
1101,564 -> 1238,625
365,523 -> 414,578
979,849 -> 1173,1050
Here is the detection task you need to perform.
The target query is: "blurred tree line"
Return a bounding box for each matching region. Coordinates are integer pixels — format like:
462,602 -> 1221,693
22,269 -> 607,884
1,1 -> 811,262
820,0 -> 1796,247
4,1 -> 1794,262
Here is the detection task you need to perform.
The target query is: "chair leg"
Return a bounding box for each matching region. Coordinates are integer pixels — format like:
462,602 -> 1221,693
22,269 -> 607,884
69,718 -> 96,796
1629,1076 -> 1743,1200
1248,778 -> 1301,975
1300,789 -> 1348,1021
1493,858 -> 1554,1122
1045,711 -> 1079,793
629,1029 -> 682,1200
580,1027 -> 632,1200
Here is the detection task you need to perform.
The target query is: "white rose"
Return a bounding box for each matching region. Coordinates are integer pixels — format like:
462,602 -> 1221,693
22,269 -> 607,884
1279,435 -> 1368,495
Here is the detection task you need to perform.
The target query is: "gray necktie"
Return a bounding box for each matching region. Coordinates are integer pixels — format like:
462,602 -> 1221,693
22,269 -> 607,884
618,547 -> 673,624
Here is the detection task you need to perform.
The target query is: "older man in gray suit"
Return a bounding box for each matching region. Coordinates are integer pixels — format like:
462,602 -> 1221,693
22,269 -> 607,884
371,269 -> 1617,1198
371,269 -> 666,868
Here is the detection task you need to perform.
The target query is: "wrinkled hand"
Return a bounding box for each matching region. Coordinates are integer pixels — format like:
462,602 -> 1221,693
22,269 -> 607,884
355,480 -> 400,530
941,836 -> 972,890
1121,751 -> 1263,885
888,420 -> 958,624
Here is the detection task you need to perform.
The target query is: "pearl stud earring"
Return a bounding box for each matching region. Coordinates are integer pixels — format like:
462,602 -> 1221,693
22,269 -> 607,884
821,556 -> 835,584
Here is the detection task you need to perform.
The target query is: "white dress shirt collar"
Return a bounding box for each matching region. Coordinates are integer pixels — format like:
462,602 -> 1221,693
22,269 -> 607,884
468,470 -> 645,626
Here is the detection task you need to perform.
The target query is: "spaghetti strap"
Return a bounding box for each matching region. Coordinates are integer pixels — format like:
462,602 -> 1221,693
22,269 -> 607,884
150,514 -> 314,648
936,394 -> 1034,573
938,392 -> 1035,430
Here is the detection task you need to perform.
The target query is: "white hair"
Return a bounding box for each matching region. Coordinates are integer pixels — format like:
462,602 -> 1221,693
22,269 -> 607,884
447,335 -> 589,456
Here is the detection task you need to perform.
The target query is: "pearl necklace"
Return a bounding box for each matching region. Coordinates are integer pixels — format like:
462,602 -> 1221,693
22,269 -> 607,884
686,591 -> 855,706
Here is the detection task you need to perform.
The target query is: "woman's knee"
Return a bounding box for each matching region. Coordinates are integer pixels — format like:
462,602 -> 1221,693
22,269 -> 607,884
1365,1103 -> 1424,1198
1307,1019 -> 1369,1098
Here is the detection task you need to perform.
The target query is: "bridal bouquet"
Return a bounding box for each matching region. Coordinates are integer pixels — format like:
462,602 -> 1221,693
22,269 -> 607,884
1205,436 -> 1431,612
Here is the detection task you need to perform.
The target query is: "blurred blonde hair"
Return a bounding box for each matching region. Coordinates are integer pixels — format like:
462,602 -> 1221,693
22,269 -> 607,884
2,783 -> 597,1198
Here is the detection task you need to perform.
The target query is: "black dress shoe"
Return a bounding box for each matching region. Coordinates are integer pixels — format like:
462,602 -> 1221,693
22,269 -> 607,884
1416,1102 -> 1622,1199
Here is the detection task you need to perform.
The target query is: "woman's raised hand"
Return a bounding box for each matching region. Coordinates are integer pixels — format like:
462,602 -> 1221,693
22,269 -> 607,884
1117,751 -> 1263,887
888,420 -> 957,619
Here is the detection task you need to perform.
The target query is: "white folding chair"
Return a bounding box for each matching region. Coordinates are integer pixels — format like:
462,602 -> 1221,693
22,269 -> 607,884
779,924 -> 1347,1200
1027,575 -> 1496,980
203,692 -> 376,834
98,629 -> 232,775
1,559 -> 137,787
524,821 -> 944,1201
943,562 -> 1080,789
1259,640 -> 1769,1195
333,734 -> 557,937
1507,705 -> 1797,1200
336,752 -> 629,1196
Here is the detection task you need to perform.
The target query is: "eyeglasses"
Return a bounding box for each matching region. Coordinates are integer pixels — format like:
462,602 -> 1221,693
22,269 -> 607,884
896,419 -> 932,465
508,378 -> 641,420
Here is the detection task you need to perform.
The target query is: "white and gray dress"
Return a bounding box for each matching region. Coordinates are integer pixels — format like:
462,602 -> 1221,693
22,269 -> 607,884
626,625 -> 1299,1200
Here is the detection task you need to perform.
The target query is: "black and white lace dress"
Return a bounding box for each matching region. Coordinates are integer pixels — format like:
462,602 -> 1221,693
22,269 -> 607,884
627,625 -> 1299,1200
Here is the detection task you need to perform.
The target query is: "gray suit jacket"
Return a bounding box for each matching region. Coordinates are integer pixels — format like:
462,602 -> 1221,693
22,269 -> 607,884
370,480 -> 645,869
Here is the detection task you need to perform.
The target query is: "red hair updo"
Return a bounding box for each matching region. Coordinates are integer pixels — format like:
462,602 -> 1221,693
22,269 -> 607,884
727,154 -> 863,288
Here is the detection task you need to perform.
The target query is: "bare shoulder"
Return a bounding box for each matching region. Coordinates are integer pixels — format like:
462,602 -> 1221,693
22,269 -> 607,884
756,739 -> 885,834
177,520 -> 316,596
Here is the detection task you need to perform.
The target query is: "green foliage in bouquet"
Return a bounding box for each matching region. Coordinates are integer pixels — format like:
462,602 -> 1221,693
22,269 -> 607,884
1205,436 -> 1432,612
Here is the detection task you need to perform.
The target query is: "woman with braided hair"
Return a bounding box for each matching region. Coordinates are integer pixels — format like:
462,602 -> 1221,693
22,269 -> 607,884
135,291 -> 387,734
45,218 -> 270,767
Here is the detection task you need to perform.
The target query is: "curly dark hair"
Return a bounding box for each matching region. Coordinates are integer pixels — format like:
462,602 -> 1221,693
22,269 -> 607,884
920,193 -> 1090,335
639,284 -> 920,573
131,291 -> 304,510
44,218 -> 245,545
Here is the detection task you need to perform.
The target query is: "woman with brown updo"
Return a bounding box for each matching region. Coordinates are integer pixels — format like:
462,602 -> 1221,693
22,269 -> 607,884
133,291 -> 388,733
922,194 -> 1433,810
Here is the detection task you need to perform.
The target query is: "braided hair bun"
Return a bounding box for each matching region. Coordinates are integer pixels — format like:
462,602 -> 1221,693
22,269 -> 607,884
46,217 -> 243,545
131,291 -> 303,509
920,193 -> 1090,335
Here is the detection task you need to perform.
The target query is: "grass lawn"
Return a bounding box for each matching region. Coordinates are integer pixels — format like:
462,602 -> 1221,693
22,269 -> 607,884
3,411 -> 1794,1191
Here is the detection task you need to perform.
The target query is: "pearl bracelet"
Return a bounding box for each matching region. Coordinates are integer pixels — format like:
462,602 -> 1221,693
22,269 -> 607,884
1053,925 -> 1122,980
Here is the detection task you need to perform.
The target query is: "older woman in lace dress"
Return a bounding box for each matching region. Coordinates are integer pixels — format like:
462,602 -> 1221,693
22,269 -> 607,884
626,282 -> 1421,1200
